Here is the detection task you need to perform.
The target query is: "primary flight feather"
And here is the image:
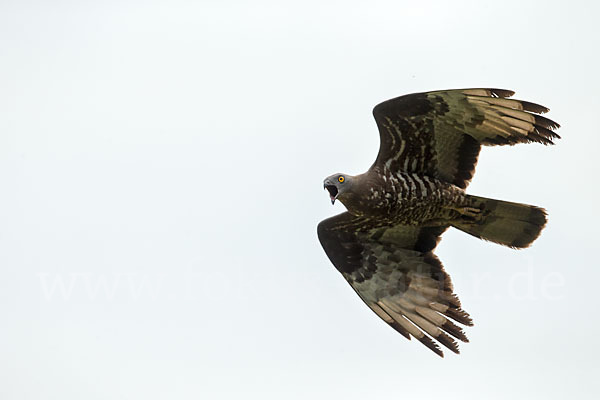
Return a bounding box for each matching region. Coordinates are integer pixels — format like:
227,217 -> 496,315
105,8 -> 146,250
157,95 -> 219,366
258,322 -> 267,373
317,88 -> 560,357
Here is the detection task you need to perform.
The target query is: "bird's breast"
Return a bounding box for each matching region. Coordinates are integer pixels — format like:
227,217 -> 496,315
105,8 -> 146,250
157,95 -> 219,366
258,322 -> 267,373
348,172 -> 465,224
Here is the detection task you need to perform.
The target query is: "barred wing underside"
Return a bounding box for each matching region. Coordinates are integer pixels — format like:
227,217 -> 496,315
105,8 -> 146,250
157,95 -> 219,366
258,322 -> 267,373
317,212 -> 473,357
372,88 -> 560,188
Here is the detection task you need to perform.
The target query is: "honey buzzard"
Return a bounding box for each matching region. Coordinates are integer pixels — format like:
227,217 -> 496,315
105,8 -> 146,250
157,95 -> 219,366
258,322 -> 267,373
317,88 -> 560,357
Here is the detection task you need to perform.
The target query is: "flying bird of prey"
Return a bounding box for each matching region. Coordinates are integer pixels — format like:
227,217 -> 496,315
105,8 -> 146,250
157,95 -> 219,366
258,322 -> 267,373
317,88 -> 560,357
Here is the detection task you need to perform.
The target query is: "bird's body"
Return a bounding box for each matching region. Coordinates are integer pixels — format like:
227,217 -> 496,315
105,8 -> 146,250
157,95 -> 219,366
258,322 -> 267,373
338,169 -> 467,224
317,88 -> 560,357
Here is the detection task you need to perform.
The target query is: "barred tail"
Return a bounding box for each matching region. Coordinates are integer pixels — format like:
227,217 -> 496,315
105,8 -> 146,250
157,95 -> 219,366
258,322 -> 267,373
452,195 -> 547,248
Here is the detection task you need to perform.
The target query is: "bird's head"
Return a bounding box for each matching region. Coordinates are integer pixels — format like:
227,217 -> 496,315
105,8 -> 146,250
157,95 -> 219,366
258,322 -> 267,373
323,173 -> 354,205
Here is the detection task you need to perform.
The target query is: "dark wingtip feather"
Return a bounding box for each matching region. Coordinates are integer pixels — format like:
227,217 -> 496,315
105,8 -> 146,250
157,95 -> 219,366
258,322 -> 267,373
520,100 -> 550,114
526,131 -> 555,146
419,335 -> 444,357
534,125 -> 561,141
442,320 -> 469,342
442,292 -> 462,308
490,88 -> 515,98
534,114 -> 560,130
445,307 -> 474,326
525,125 -> 560,146
390,322 -> 411,340
437,332 -> 460,354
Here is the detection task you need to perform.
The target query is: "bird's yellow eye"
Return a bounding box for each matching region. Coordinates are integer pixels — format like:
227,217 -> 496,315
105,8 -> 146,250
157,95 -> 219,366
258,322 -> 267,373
338,176 -> 345,183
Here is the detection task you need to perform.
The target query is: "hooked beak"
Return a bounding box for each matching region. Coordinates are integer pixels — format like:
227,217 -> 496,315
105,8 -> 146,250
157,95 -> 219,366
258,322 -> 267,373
324,184 -> 338,205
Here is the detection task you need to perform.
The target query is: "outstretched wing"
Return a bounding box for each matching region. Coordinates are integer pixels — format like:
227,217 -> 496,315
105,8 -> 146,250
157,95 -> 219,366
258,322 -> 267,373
317,213 -> 472,357
372,88 -> 561,189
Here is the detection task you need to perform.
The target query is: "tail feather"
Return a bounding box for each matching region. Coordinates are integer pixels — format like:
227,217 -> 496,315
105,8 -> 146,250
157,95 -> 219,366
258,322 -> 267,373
452,195 -> 547,248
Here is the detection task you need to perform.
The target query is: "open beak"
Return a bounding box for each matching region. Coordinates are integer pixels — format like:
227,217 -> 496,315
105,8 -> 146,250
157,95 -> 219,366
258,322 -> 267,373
324,184 -> 338,205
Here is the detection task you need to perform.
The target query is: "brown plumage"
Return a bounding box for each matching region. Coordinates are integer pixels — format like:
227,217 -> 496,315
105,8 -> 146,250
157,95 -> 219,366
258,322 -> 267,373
317,88 -> 560,357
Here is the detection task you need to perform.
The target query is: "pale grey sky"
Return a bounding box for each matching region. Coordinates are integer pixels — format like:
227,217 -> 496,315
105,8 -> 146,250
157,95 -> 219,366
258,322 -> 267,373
1,0 -> 599,399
